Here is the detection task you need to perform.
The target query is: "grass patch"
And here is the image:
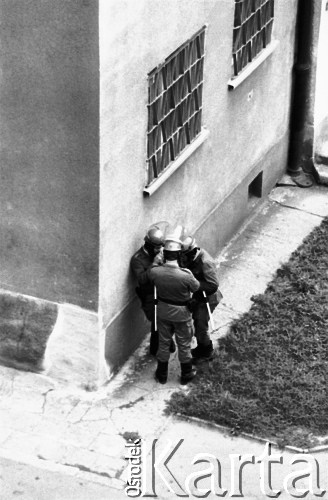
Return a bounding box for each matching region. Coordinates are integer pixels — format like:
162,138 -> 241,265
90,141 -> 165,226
167,218 -> 328,448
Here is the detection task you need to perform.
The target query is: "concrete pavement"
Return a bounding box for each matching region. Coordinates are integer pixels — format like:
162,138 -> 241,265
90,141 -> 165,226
1,179 -> 328,499
0,455 -> 129,500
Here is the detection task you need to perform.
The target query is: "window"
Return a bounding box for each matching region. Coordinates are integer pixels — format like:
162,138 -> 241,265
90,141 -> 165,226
146,26 -> 206,188
232,0 -> 274,77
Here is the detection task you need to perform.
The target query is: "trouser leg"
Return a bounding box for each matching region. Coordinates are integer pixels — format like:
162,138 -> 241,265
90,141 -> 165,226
193,303 -> 211,346
192,303 -> 217,360
141,297 -> 158,355
156,318 -> 173,362
149,321 -> 159,356
174,319 -> 193,364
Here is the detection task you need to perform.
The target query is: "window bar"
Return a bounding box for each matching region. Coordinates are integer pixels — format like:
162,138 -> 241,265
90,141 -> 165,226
151,156 -> 158,179
161,66 -> 167,90
196,35 -> 202,58
169,138 -> 175,162
147,80 -> 204,136
160,121 -> 167,143
232,0 -> 274,76
147,27 -> 206,184
194,87 -> 200,111
147,106 -> 204,161
148,55 -> 205,105
177,101 -> 183,128
147,25 -> 207,77
185,122 -> 191,145
156,149 -> 163,175
186,69 -> 192,93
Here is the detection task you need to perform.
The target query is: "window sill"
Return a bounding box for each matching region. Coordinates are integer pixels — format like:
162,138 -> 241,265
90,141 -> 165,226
227,40 -> 279,90
143,128 -> 209,197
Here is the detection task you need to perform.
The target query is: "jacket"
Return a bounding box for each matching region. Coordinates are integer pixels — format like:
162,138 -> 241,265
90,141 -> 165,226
149,262 -> 200,322
187,249 -> 222,306
130,246 -> 154,298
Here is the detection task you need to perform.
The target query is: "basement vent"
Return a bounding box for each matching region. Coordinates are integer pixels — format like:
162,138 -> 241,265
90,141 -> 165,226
248,171 -> 263,199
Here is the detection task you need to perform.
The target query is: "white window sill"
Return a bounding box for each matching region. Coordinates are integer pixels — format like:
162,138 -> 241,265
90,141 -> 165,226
228,40 -> 279,90
143,127 -> 209,197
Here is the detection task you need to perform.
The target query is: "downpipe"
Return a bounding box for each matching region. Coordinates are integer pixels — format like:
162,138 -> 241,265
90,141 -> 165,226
287,0 -> 319,187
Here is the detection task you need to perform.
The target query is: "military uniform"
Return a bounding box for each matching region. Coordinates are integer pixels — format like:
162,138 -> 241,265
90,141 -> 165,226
130,246 -> 154,321
187,248 -> 222,347
149,262 -> 200,363
131,246 -> 161,354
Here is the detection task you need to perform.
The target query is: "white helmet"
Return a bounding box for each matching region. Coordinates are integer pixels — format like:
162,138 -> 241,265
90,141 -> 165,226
164,240 -> 182,251
164,224 -> 185,252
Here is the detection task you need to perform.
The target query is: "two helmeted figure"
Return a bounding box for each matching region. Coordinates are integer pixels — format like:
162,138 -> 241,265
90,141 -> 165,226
131,221 -> 221,384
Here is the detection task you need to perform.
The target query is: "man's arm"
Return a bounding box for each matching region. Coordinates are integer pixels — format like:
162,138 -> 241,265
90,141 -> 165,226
195,254 -> 219,296
130,255 -> 151,286
188,272 -> 200,293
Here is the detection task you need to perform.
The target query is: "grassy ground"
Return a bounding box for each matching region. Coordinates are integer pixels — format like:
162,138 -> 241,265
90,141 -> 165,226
167,217 -> 328,448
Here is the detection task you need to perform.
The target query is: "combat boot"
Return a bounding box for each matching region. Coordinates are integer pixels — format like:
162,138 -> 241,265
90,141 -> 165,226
191,341 -> 214,362
191,344 -> 203,359
155,361 -> 168,384
180,361 -> 197,385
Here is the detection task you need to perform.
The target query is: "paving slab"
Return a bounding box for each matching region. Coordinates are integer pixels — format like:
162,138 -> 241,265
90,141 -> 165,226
270,184 -> 328,217
0,454 -> 126,500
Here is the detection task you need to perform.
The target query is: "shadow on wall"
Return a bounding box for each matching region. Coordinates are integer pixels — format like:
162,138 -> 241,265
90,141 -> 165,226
104,296 -> 149,376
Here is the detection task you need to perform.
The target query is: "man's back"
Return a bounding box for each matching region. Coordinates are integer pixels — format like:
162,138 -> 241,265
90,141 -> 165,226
150,262 -> 199,322
188,249 -> 219,294
150,263 -> 198,300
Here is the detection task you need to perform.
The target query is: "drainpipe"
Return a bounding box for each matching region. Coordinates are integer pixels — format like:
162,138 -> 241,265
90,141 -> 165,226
287,0 -> 321,187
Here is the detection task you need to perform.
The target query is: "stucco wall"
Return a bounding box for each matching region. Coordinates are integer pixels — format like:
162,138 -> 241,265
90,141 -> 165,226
0,0 -> 99,310
99,0 -> 298,369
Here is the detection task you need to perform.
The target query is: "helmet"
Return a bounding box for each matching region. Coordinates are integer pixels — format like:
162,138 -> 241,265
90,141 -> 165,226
164,240 -> 182,251
181,236 -> 197,254
164,224 -> 185,252
144,226 -> 165,248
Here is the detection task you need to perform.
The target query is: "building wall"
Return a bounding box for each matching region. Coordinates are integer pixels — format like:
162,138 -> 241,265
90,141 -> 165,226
0,0 -> 99,310
99,0 -> 298,372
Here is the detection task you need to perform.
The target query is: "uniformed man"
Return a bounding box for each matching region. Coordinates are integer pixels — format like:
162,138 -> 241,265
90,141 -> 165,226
131,223 -> 176,356
149,230 -> 200,385
181,236 -> 222,362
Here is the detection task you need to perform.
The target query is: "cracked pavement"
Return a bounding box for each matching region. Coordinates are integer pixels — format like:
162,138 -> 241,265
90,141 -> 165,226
1,183 -> 328,498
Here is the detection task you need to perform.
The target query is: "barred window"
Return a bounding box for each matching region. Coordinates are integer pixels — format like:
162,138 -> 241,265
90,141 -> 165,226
232,0 -> 274,77
146,27 -> 206,187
